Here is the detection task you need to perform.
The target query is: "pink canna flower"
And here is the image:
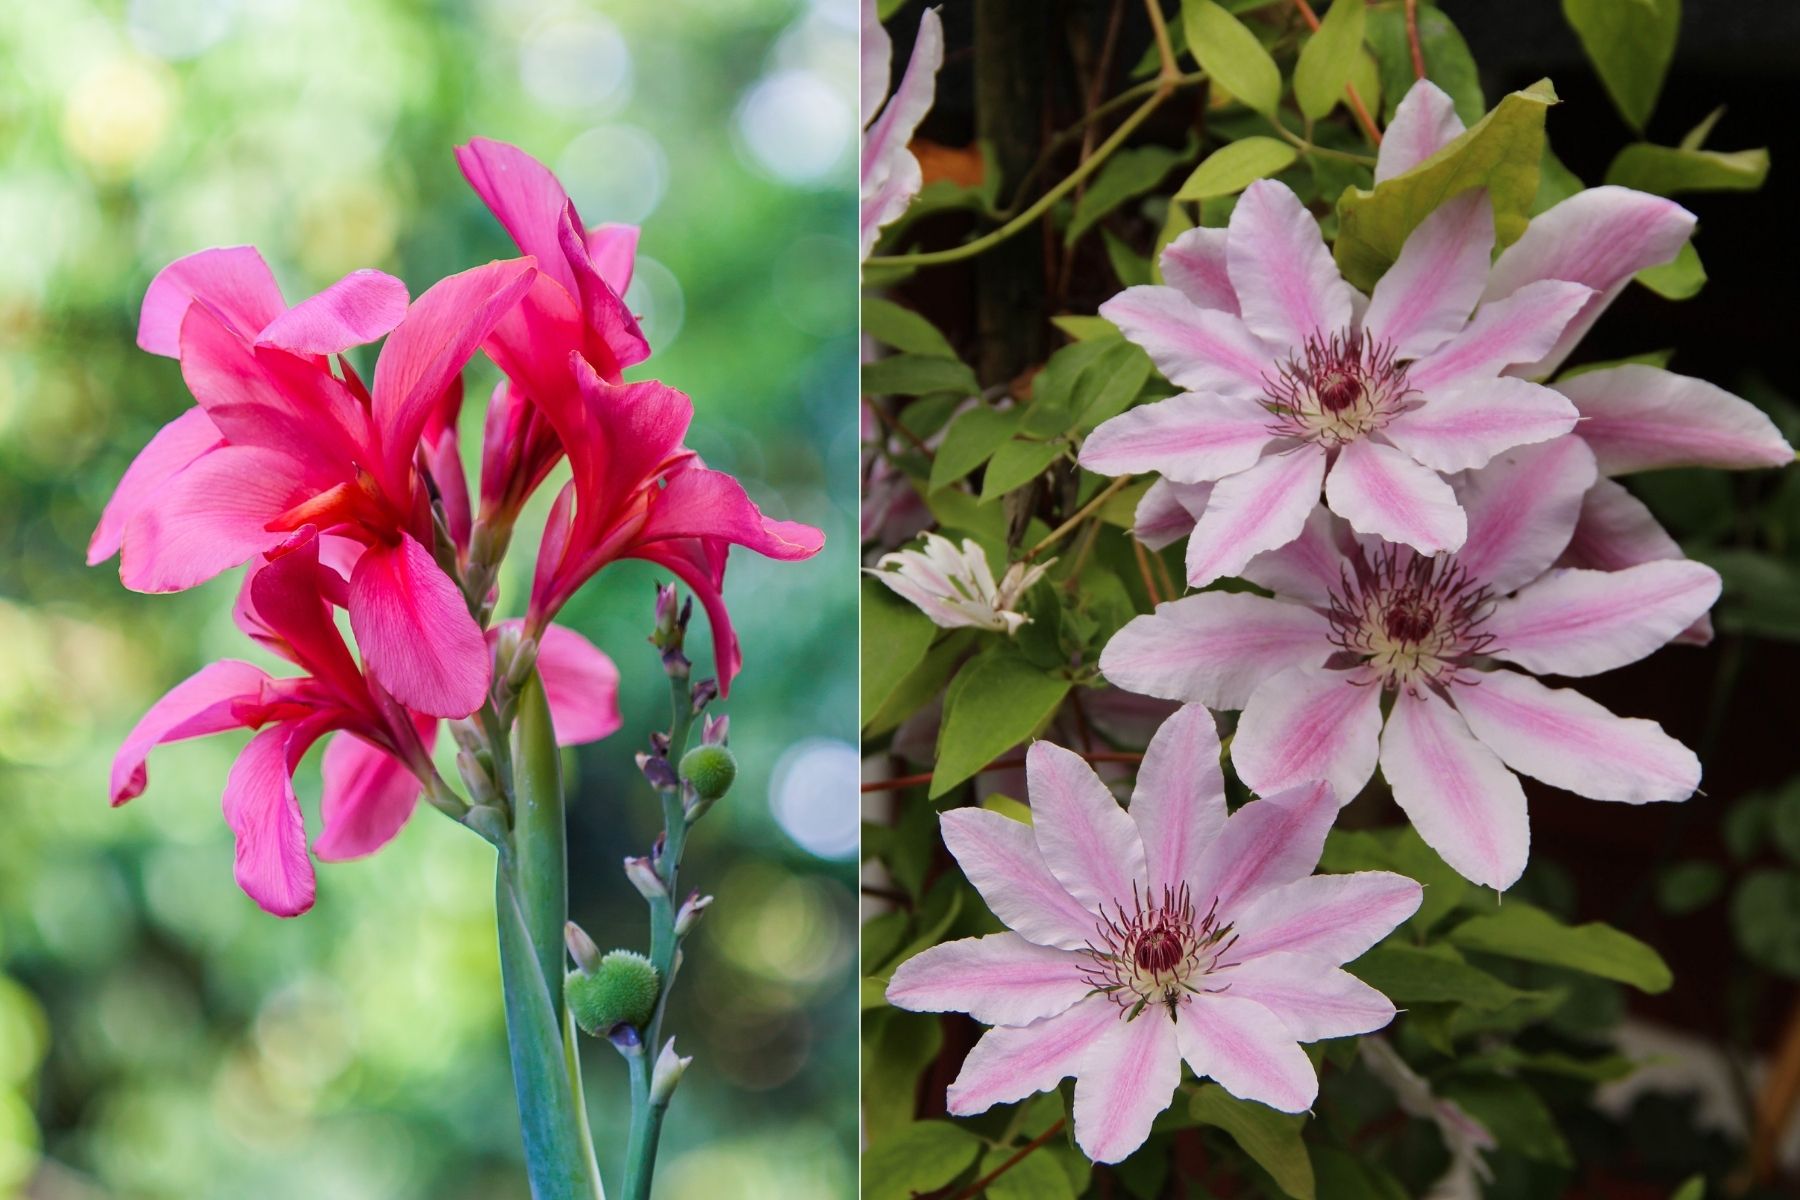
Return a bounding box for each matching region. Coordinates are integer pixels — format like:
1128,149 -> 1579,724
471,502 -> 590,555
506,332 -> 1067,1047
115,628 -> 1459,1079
524,357 -> 824,693
860,0 -> 943,260
1101,436 -> 1720,892
89,245 -> 538,717
111,529 -> 622,918
886,705 -> 1421,1163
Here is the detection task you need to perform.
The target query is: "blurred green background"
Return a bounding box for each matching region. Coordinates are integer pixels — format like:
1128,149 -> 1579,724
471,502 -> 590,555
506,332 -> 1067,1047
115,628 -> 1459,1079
0,0 -> 859,1197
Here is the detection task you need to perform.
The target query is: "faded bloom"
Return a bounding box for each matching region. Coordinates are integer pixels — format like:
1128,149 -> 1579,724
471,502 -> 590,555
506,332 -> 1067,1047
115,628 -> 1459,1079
886,706 -> 1421,1162
1102,437 -> 1719,891
1360,1037 -> 1496,1199
860,0 -> 943,260
867,532 -> 1052,634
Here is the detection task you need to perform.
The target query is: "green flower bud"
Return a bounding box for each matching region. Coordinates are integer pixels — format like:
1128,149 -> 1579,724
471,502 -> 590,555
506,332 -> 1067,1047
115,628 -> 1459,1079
566,950 -> 660,1037
679,744 -> 737,802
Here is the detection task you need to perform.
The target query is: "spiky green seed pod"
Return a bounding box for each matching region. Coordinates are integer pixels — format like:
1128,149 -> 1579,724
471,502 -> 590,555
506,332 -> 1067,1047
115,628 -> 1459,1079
679,744 -> 737,802
566,949 -> 660,1037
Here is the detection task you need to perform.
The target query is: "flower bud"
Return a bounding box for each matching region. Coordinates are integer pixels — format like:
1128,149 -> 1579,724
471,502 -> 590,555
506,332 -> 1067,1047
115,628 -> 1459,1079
565,921 -> 601,973
565,950 -> 660,1037
504,635 -> 540,689
637,751 -> 679,792
463,805 -> 509,845
457,750 -> 499,808
624,855 -> 664,899
649,1037 -> 692,1106
674,892 -> 712,938
448,717 -> 484,755
679,745 -> 736,803
701,713 -> 729,746
689,678 -> 719,715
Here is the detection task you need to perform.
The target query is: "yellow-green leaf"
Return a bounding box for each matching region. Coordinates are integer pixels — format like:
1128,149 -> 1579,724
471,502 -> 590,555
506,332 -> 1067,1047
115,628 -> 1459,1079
932,648 -> 1070,797
1295,0 -> 1367,120
1176,137 -> 1299,201
1604,143 -> 1771,196
1563,0 -> 1680,132
1447,900 -> 1674,993
1636,241 -> 1705,300
1333,80 -> 1557,292
1191,1085 -> 1315,1200
1182,0 -> 1283,117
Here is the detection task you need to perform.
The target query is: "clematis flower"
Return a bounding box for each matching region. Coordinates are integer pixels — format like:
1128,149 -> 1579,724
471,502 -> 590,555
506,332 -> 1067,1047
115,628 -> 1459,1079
886,706 -> 1420,1162
1360,1037 -> 1496,1199
1101,436 -> 1719,891
456,137 -> 651,525
866,532 -> 1052,634
524,357 -> 824,692
89,245 -> 538,717
111,529 -> 622,918
860,0 -> 943,260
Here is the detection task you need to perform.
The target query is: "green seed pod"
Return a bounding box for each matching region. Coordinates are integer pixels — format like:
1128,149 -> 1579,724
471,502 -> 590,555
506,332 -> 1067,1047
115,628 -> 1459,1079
679,744 -> 737,802
566,949 -> 661,1037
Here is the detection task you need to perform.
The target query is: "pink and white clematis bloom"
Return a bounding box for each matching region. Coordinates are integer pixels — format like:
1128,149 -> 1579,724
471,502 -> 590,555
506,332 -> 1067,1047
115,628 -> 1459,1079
866,532 -> 1053,634
860,0 -> 943,260
886,705 -> 1421,1163
1102,436 -> 1719,892
111,529 -> 621,918
89,245 -> 538,718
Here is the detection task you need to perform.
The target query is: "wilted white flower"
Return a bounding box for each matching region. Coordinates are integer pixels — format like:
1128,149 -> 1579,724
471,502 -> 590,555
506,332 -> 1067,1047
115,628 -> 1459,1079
867,533 -> 1053,635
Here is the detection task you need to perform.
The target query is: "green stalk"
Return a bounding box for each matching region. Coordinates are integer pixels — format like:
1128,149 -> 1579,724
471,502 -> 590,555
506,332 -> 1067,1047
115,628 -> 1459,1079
498,671 -> 600,1198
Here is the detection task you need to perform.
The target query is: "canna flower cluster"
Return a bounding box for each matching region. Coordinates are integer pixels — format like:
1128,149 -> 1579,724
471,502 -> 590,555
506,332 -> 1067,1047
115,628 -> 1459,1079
95,139 -> 823,916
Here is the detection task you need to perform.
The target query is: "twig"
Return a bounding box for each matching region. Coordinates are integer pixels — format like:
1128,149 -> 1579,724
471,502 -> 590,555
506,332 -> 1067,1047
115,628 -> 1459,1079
1272,118 -> 1378,165
948,1120 -> 1069,1200
861,750 -> 1146,794
1291,0 -> 1384,146
1132,536 -> 1164,606
1025,475 -> 1134,561
867,397 -> 935,460
1404,0 -> 1427,80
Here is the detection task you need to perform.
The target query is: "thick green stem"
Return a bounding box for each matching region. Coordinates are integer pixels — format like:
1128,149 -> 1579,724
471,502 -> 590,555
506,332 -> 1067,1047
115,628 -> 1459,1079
619,1043 -> 668,1200
512,674 -> 569,1023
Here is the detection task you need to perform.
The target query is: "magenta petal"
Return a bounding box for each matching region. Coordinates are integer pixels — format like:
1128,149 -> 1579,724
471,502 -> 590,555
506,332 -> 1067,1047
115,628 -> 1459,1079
585,224 -> 640,294
371,258 -> 538,491
314,731 -> 425,862
1230,871 -> 1422,963
1453,435 -> 1598,594
1130,704 -> 1227,898
556,204 -> 649,373
1214,953 -> 1398,1041
1233,665 -> 1383,803
118,445 -> 307,592
348,534 -> 491,718
457,138 -> 582,299
1185,447 -> 1328,587
1555,364 -> 1795,475
636,468 -> 825,561
1025,742 -> 1147,913
257,269 -> 409,355
1192,778 -> 1336,917
223,723 -> 322,918
886,933 -> 1088,1026
138,246 -> 285,357
1325,439 -> 1467,555
89,407 -> 223,565
1376,80 -> 1466,183
111,659 -> 269,804
1175,993 -> 1318,1112
1071,1010 -> 1180,1164
1381,687 -> 1530,891
939,807 -> 1100,950
946,997 -> 1118,1116
492,619 -> 622,746
1453,669 -> 1700,804
1100,593 -> 1330,710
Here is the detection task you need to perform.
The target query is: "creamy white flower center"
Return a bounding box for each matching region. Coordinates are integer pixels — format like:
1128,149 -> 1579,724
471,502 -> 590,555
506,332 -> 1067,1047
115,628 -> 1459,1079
1079,884 -> 1235,1022
1264,330 -> 1415,446
1326,547 -> 1496,693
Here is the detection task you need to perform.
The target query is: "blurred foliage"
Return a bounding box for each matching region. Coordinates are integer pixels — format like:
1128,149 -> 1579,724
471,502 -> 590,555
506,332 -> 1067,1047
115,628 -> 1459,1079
0,0 -> 858,1196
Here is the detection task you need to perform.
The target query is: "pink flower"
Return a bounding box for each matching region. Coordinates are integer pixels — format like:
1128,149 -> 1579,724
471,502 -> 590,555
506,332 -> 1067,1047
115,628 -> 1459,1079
525,357 -> 824,692
455,137 -> 651,524
885,706 -> 1421,1163
1101,436 -> 1720,891
111,529 -> 621,918
860,0 -> 943,260
89,245 -> 538,717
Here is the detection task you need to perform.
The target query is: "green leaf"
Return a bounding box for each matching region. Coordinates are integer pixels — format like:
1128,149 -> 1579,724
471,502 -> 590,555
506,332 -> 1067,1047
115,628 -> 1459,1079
1440,1075 -> 1571,1166
929,405 -> 1021,492
1176,137 -> 1299,201
1333,80 -> 1557,292
1071,341 -> 1155,430
1182,0 -> 1283,117
1447,900 -> 1673,993
1604,143 -> 1771,196
1533,147 -> 1585,215
1051,314 -> 1122,342
1771,780 -> 1800,864
1067,137 -> 1195,246
1103,228 -> 1154,288
861,576 -> 940,718
863,296 -> 960,360
864,353 -> 981,398
862,1120 -> 984,1200
1696,549 -> 1800,641
932,647 -> 1071,796
1190,1084 -> 1315,1200
861,1011 -> 945,1142
1307,1145 -> 1408,1200
1348,943 -> 1528,1009
1656,860 -> 1725,915
1295,0 -> 1367,121
1153,195 -> 1197,273
1321,825 -> 1471,933
1563,0 -> 1680,132
1366,3 -> 1483,124
1636,241 -> 1705,300
980,439 -> 1065,500
864,628 -> 976,736
1732,869 -> 1800,978
980,1142 -> 1077,1200
1672,1174 -> 1706,1200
